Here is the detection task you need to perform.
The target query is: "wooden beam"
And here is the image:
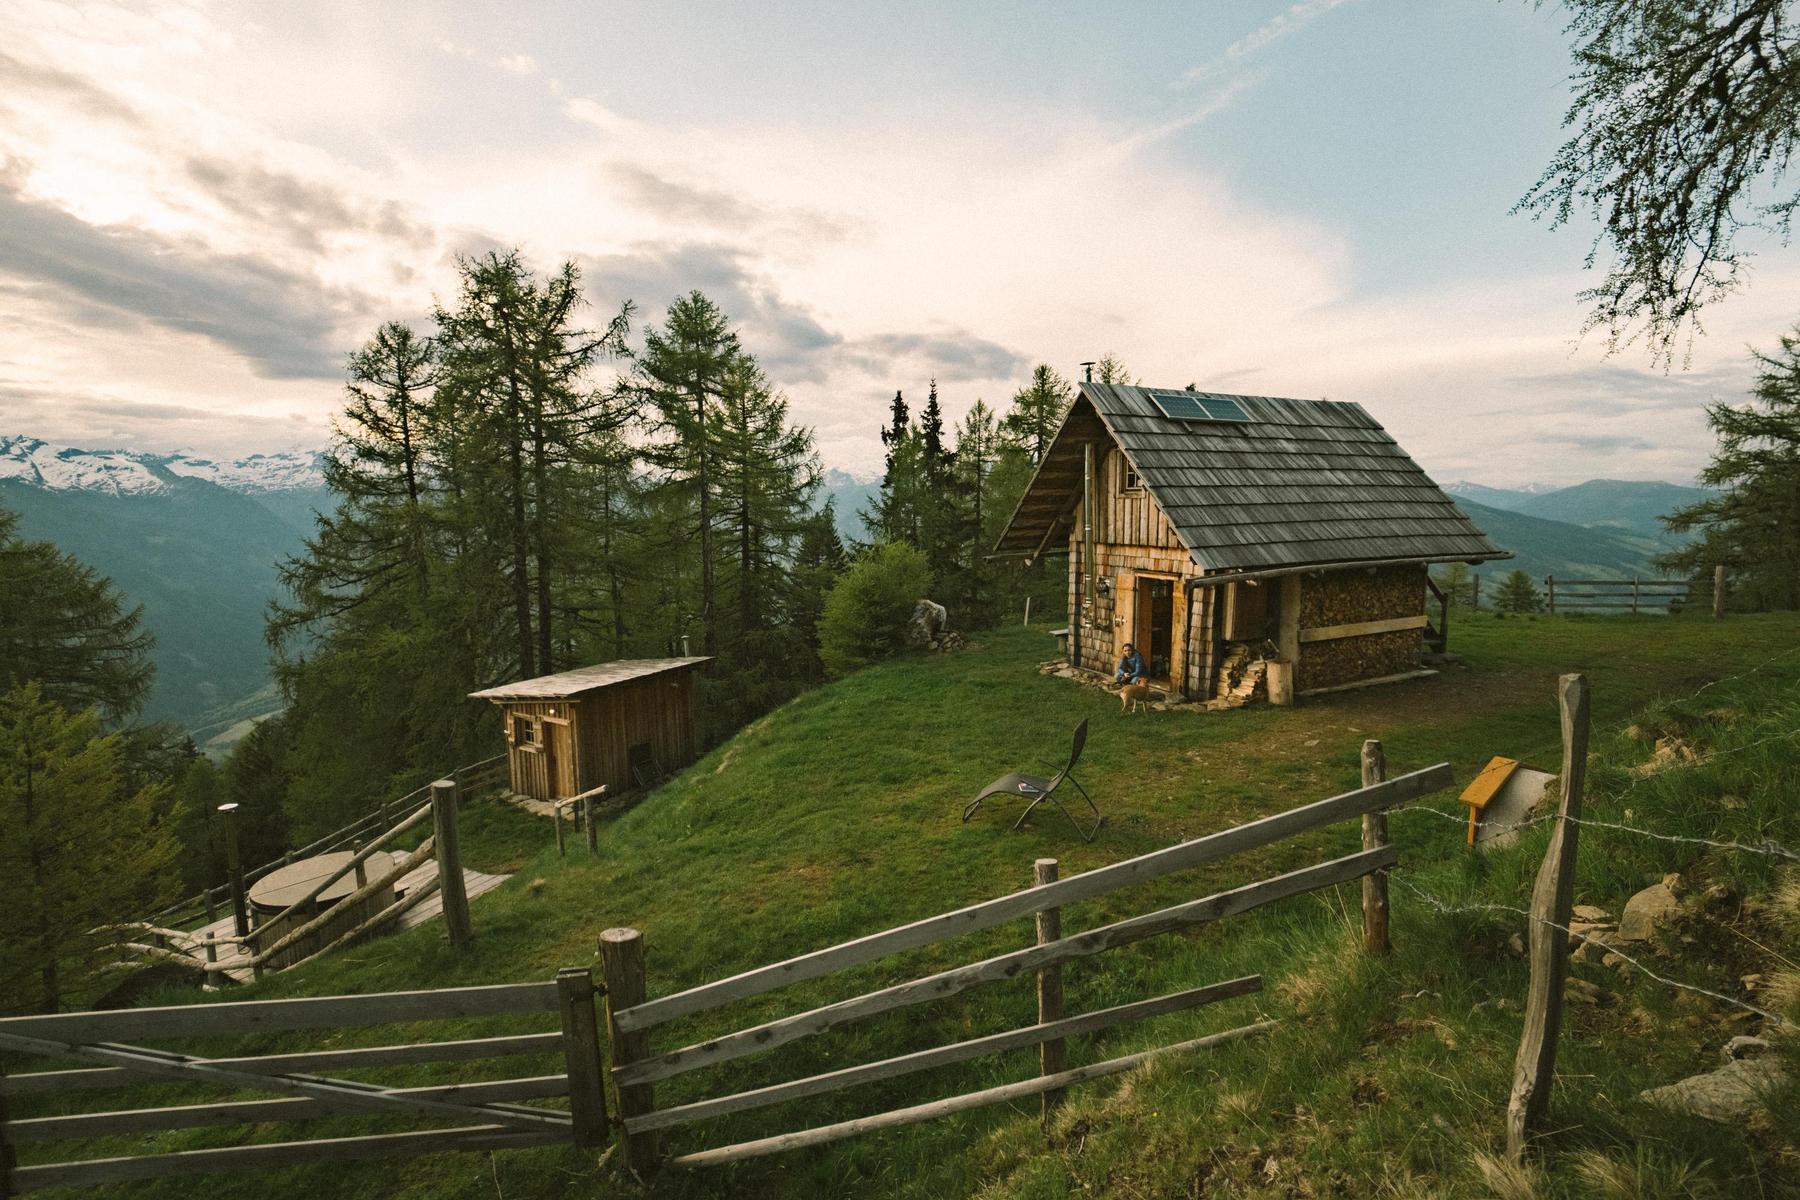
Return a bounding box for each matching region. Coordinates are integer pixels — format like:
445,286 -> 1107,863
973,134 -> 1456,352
6,1075 -> 570,1143
1034,858 -> 1065,1124
9,1125 -> 564,1193
1297,614 -> 1429,644
0,982 -> 559,1044
668,1021 -> 1278,1168
1296,669 -> 1438,699
0,1033 -> 572,1135
615,846 -> 1394,1086
1360,741 -> 1390,956
614,765 -> 1450,1034
0,1034 -> 562,1097
626,975 -> 1260,1134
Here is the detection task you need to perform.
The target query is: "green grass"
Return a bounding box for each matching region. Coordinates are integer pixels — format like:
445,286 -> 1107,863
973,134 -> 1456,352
11,610 -> 1800,1198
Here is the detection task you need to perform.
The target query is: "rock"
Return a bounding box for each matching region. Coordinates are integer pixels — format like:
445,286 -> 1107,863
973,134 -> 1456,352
1639,1057 -> 1788,1123
1662,872 -> 1683,894
1572,904 -> 1613,922
908,598 -> 949,647
1566,977 -> 1604,1004
1742,973 -> 1764,992
1722,1036 -> 1771,1063
1616,882 -> 1679,942
1506,933 -> 1525,957
1602,952 -> 1627,970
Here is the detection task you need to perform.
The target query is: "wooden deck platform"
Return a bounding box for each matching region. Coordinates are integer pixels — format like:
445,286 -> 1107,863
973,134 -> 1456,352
191,852 -> 510,983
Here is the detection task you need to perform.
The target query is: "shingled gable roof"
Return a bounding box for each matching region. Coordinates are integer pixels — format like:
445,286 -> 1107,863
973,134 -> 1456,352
994,383 -> 1509,576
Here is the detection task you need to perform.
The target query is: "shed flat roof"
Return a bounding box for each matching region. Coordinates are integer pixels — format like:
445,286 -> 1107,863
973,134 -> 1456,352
469,657 -> 712,702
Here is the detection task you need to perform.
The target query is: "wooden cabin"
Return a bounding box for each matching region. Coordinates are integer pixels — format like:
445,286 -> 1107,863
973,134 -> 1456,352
994,384 -> 1508,704
470,658 -> 711,801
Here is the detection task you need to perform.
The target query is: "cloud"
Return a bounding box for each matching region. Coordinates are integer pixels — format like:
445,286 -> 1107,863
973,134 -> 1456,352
496,53 -> 538,76
0,50 -> 139,124
184,154 -> 436,256
834,332 -> 1028,382
0,168 -> 357,379
1180,0 -> 1357,85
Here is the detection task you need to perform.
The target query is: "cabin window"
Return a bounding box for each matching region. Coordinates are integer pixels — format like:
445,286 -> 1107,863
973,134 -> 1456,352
512,714 -> 539,748
1121,463 -> 1142,493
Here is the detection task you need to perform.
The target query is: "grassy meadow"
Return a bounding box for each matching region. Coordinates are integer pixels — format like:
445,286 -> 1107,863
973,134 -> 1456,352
11,609 -> 1800,1199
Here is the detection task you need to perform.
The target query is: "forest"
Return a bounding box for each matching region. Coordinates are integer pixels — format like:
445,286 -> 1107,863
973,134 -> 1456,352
0,251 -> 1080,1014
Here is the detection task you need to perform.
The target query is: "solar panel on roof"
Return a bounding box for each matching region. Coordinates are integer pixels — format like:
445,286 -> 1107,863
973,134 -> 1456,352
1145,389 -> 1251,423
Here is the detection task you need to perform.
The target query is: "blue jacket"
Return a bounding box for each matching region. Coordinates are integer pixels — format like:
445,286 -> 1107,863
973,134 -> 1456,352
1116,650 -> 1146,681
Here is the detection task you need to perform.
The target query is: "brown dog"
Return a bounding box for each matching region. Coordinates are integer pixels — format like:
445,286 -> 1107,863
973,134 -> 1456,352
1119,682 -> 1152,713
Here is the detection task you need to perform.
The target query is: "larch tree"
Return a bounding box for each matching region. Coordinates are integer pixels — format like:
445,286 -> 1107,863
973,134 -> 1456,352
1003,364 -> 1073,464
633,291 -> 744,659
1522,0 -> 1800,359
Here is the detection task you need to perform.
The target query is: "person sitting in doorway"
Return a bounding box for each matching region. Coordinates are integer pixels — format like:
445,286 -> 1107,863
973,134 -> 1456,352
1113,643 -> 1147,686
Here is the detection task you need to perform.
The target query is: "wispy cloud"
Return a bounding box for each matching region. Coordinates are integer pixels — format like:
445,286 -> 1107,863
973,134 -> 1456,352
1180,0 -> 1357,85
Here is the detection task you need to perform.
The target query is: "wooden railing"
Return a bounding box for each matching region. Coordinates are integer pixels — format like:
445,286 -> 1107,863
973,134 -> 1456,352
0,972 -> 606,1193
144,756 -> 506,933
594,755 -> 1454,1171
1543,576 -> 1693,615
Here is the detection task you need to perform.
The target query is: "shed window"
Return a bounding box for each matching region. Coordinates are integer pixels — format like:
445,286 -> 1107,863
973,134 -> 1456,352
512,714 -> 539,747
1121,463 -> 1142,493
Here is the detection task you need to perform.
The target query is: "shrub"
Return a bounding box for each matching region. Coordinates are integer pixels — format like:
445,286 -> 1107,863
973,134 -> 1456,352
1494,569 -> 1545,614
818,543 -> 932,676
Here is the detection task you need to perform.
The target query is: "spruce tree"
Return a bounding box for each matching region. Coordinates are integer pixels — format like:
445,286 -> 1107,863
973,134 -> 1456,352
1495,570 -> 1545,614
1661,324 -> 1800,609
0,507 -> 154,724
0,683 -> 175,1013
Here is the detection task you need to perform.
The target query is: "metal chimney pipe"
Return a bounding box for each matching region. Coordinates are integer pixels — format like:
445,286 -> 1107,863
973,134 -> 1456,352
1080,361 -> 1096,382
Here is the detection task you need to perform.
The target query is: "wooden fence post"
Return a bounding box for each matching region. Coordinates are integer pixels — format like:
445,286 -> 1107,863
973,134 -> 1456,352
557,967 -> 610,1147
1714,565 -> 1727,619
584,796 -> 598,855
600,928 -> 657,1173
218,803 -> 250,940
1,1061 -> 14,1199
431,780 -> 472,950
1506,673 -> 1591,1161
1472,573 -> 1482,611
1034,858 -> 1066,1124
1360,740 -> 1390,956
1545,575 -> 1555,615
554,802 -> 566,858
1631,574 -> 1640,615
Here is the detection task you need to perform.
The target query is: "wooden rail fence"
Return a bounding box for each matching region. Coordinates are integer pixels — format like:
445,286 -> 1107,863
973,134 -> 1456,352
596,756 -> 1453,1171
103,775 -> 485,982
142,756 -> 507,934
0,972 -> 606,1194
4,752 -> 1455,1186
1543,575 -> 1694,615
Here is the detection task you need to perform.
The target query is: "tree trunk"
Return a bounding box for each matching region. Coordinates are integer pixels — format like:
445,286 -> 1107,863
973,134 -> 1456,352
696,383 -> 716,656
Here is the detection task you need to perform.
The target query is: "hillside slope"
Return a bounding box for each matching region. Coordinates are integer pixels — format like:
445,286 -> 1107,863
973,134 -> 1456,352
25,612 -> 1800,1199
0,476 -> 303,726
1513,478 -> 1714,545
1456,497 -> 1665,581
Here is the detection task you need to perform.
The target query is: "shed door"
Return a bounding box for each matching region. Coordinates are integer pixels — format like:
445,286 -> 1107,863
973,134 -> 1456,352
545,720 -> 576,799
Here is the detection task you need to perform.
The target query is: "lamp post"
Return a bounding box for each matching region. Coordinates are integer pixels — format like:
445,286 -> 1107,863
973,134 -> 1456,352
218,803 -> 249,939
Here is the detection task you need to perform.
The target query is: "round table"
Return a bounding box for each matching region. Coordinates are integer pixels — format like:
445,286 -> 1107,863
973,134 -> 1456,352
249,851 -> 396,916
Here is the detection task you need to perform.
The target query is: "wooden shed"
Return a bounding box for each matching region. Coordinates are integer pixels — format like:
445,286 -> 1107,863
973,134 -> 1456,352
469,658 -> 711,801
994,384 -> 1509,704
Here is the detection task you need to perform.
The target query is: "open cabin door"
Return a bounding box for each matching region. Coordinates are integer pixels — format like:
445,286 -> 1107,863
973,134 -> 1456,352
1135,578 -> 1176,682
543,717 -> 576,799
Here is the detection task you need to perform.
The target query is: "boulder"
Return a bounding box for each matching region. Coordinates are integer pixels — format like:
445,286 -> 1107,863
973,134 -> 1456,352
1723,1036 -> 1771,1062
908,598 -> 949,647
1615,882 -> 1679,942
1639,1057 -> 1788,1123
1572,904 -> 1613,923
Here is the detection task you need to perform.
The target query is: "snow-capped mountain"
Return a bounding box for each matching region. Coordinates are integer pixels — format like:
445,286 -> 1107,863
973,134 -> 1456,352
0,436 -> 324,497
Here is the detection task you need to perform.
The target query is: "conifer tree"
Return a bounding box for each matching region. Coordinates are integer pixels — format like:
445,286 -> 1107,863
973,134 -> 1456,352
0,508 -> 154,724
867,390 -> 925,546
1003,365 -> 1073,464
1661,324 -> 1800,609
633,292 -> 744,658
1093,353 -> 1135,385
1494,570 -> 1545,614
0,683 -> 175,1013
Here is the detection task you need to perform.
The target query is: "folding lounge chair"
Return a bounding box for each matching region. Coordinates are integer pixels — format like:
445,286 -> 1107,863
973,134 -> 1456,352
962,718 -> 1102,841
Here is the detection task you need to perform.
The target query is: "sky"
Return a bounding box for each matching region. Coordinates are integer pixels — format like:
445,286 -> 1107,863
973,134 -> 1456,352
1,1 -> 1795,487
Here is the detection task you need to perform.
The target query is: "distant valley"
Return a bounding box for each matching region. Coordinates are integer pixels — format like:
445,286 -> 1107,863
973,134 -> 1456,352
2,433 -> 1714,745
